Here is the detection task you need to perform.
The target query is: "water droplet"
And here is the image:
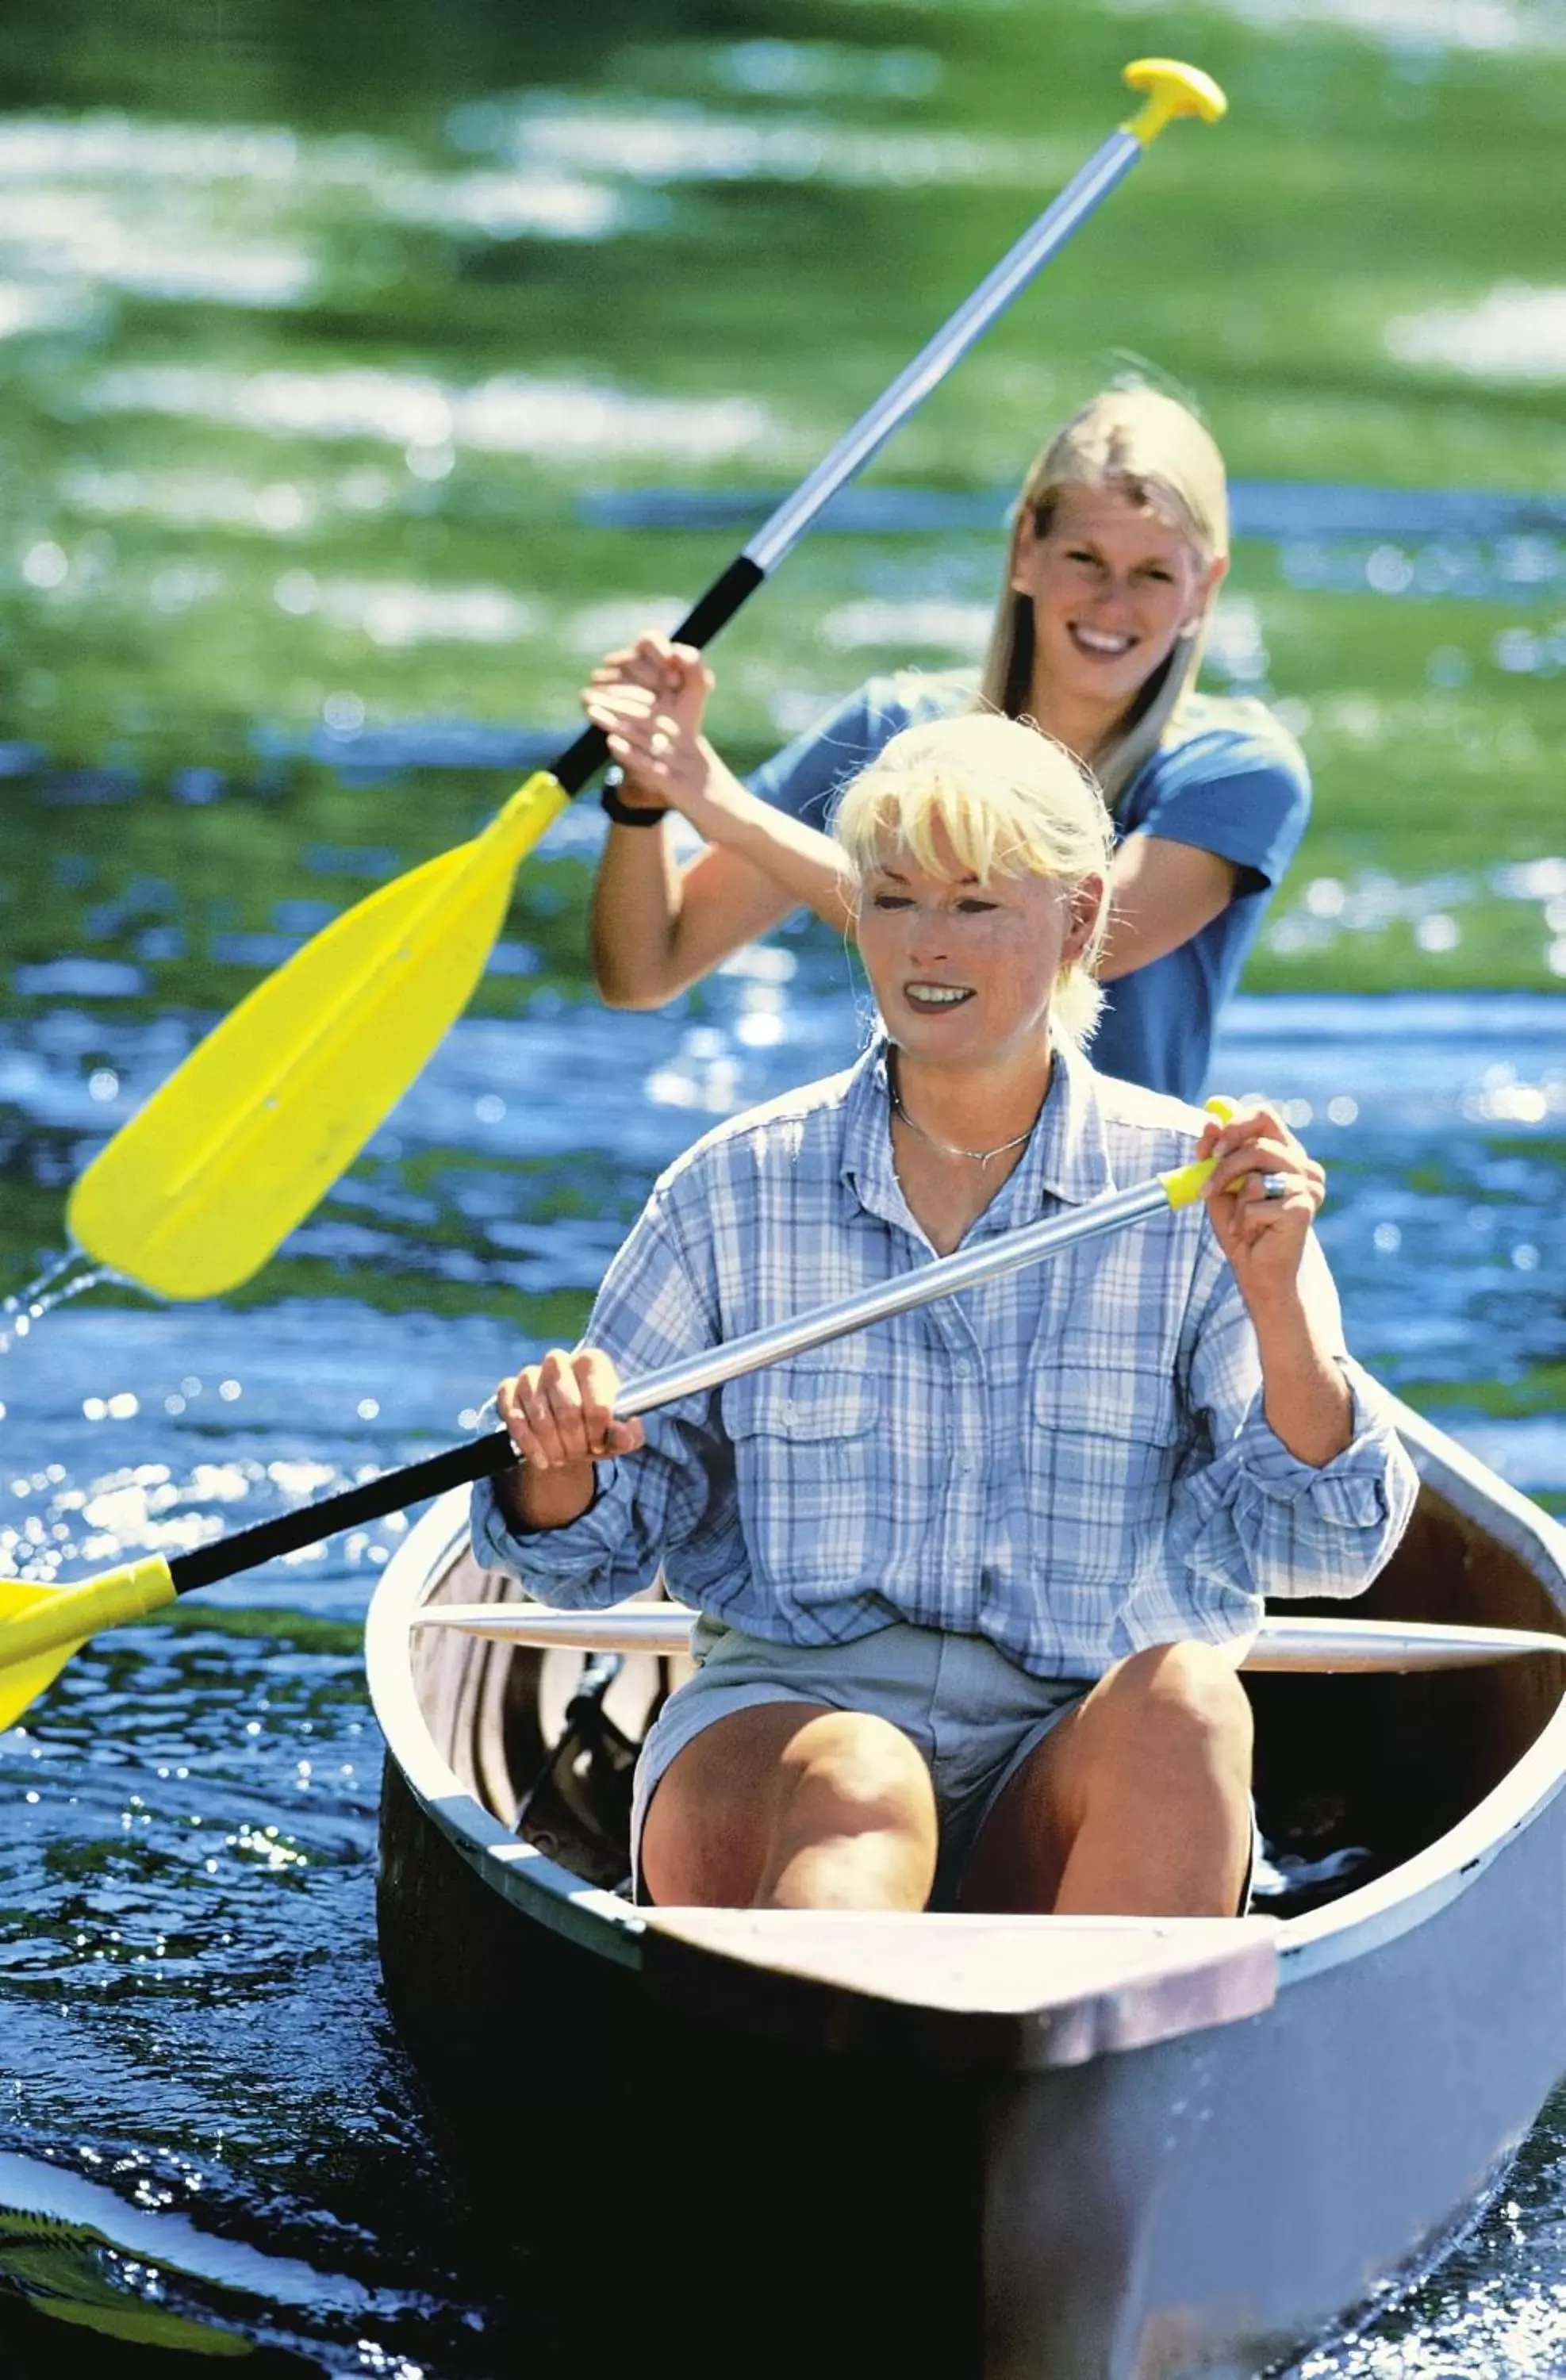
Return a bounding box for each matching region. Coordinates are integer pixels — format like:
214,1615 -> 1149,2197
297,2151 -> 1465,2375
1326,1096 -> 1359,1126
356,1398 -> 380,1420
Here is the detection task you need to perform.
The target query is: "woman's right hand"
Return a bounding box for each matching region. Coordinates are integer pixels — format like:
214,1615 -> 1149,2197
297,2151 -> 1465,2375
583,634 -> 716,820
496,1346 -> 646,1530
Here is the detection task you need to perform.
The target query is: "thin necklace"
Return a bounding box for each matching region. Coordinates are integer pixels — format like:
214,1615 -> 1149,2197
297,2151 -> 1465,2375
889,1073 -> 1041,1169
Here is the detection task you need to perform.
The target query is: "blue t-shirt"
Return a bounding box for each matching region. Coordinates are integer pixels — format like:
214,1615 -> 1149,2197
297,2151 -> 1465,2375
747,670 -> 1311,1103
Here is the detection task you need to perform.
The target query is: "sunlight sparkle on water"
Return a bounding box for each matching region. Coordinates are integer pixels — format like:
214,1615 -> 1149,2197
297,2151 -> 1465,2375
82,363 -> 779,465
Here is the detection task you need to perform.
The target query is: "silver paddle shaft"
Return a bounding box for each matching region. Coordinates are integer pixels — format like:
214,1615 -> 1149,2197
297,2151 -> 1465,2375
614,1174 -> 1169,1423
745,131 -> 1142,576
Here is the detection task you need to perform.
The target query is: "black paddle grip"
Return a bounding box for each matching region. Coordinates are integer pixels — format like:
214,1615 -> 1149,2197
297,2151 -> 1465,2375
169,1430 -> 519,1595
548,555 -> 768,798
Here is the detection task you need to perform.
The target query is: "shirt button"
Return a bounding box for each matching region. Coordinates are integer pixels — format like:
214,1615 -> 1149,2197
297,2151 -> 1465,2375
955,1360 -> 973,1380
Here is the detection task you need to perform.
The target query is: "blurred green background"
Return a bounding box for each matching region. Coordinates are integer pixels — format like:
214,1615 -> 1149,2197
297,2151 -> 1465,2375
2,0 -> 1565,1027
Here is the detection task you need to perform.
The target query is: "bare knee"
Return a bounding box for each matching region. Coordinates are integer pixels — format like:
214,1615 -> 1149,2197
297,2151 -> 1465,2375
1094,1642 -> 1253,1786
779,1712 -> 934,1837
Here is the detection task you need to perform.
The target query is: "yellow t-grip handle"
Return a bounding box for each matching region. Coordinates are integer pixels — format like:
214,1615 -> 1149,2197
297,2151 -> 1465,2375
1121,59 -> 1229,146
1157,1096 -> 1238,1210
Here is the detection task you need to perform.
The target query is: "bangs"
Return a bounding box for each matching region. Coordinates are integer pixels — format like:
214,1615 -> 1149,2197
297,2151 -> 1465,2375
832,716 -> 1111,894
839,772 -> 1046,887
1032,463 -> 1211,562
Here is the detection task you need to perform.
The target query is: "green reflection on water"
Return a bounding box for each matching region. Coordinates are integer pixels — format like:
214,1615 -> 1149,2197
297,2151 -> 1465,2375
0,0 -> 1562,1015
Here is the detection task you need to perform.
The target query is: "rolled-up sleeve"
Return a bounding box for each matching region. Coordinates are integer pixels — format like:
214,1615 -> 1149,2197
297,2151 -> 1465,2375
467,1190 -> 728,1608
1169,1238 -> 1420,1610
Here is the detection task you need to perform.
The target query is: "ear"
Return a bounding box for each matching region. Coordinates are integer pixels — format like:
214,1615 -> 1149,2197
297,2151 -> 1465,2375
1182,550 -> 1228,634
1062,873 -> 1107,967
1008,506 -> 1042,596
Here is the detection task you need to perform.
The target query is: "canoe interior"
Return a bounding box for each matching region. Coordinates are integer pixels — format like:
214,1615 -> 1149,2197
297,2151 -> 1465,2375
377,1472 -> 1566,2379
404,1478 -> 1566,1919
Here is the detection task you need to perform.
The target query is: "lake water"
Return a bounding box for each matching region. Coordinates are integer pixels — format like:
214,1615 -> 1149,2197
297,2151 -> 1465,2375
3,0 -> 1566,2368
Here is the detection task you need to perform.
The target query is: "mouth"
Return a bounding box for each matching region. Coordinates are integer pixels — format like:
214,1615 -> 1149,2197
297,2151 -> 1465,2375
1067,624 -> 1137,660
903,981 -> 974,1012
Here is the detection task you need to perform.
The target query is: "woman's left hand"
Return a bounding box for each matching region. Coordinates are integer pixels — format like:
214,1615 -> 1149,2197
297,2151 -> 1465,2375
583,636 -> 716,822
1197,1104 -> 1325,1309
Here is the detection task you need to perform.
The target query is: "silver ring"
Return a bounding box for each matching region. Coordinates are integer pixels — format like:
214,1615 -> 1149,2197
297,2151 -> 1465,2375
1260,1173 -> 1290,1202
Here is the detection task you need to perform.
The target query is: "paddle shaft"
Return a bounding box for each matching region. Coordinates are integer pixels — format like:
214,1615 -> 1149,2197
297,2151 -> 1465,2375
547,125 -> 1149,800
171,1173 -> 1176,1595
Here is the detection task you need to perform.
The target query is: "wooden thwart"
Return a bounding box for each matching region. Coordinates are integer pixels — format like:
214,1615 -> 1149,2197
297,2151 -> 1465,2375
412,1603 -> 1566,1673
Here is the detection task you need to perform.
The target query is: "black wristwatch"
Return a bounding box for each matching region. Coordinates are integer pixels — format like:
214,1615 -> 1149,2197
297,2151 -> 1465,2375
600,772 -> 668,828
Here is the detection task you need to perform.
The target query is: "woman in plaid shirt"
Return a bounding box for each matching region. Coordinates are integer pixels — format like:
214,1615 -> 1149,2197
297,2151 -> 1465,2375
474,716 -> 1416,1917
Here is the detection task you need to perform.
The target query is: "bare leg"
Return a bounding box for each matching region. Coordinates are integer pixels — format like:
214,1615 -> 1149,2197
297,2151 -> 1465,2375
640,1701 -> 939,1911
960,1641 -> 1253,1917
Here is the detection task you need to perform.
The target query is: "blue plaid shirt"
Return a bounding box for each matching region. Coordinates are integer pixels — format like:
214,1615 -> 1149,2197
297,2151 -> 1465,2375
471,1039 -> 1418,1680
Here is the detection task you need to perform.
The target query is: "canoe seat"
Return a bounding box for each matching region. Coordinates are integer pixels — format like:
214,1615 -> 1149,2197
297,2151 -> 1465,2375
639,1907 -> 1276,2071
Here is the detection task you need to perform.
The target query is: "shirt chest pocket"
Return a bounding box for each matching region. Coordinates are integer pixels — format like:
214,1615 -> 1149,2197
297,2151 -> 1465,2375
1023,1365 -> 1184,1536
722,1364 -> 883,1586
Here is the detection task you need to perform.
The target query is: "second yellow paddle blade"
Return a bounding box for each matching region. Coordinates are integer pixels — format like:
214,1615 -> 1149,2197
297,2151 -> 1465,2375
68,773 -> 569,1300
0,1581 -> 88,1731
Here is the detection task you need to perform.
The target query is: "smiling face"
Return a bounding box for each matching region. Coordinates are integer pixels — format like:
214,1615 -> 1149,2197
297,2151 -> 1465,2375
856,822 -> 1101,1077
1011,481 -> 1222,729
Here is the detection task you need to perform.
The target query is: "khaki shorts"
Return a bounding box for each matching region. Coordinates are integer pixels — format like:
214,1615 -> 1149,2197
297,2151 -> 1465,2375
631,1617 -> 1088,1910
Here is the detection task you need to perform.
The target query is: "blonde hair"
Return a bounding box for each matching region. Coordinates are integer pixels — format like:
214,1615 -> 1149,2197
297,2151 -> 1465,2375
833,714 -> 1114,1049
978,386 -> 1229,805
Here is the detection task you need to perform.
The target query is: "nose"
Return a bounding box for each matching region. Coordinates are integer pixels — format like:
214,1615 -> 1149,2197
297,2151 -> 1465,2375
907,904 -> 951,965
1085,572 -> 1134,619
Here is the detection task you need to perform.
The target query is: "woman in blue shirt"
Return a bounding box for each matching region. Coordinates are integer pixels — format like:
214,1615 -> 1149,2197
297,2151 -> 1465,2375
585,385 -> 1309,1102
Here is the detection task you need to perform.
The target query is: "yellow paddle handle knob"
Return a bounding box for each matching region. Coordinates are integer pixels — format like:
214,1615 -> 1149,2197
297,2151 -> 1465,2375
0,1555 -> 175,1669
1121,59 -> 1228,145
1157,1096 -> 1239,1211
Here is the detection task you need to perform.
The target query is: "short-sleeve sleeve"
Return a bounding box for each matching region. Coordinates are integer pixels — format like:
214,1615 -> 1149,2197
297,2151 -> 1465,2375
1132,712 -> 1311,895
746,672 -> 969,829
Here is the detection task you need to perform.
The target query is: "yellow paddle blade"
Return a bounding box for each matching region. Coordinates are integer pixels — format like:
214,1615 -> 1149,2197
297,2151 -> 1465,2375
0,1557 -> 177,1729
0,1595 -> 86,1730
67,772 -> 569,1300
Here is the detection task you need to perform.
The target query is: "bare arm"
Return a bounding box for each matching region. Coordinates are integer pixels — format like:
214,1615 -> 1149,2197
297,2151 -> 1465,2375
1199,1106 -> 1352,1468
591,827 -> 801,1011
1098,832 -> 1240,982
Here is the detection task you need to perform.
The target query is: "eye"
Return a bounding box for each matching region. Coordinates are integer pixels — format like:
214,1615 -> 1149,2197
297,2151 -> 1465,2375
954,896 -> 999,916
1064,548 -> 1101,569
1138,564 -> 1175,584
870,891 -> 914,912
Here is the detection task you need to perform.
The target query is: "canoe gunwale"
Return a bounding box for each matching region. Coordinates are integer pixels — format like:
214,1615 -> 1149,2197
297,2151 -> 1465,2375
366,1395 -> 1566,2033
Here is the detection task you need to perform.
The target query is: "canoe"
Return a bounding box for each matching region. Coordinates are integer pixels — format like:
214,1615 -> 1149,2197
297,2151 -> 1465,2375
367,1395 -> 1566,2380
